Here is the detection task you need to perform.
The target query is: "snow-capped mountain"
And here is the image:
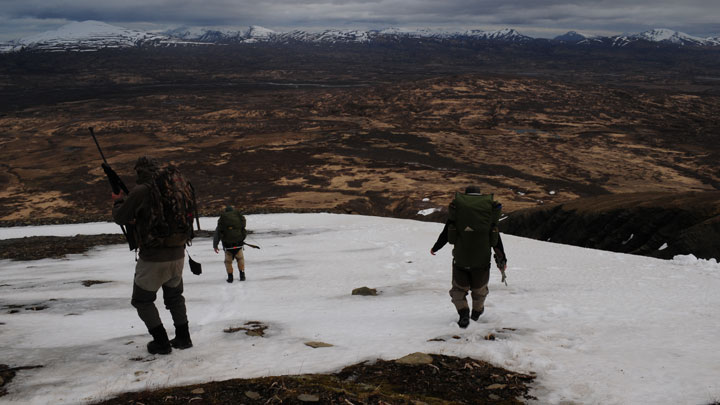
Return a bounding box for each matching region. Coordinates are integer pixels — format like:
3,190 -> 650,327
635,28 -> 708,45
160,25 -> 275,43
5,20 -> 170,52
278,29 -> 372,43
611,28 -> 717,47
463,28 -> 532,42
2,21 -> 719,53
553,31 -> 599,43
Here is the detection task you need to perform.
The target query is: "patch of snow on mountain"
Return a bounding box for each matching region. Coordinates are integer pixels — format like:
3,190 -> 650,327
246,25 -> 276,38
16,20 -> 165,51
463,28 -> 530,41
635,28 -> 707,45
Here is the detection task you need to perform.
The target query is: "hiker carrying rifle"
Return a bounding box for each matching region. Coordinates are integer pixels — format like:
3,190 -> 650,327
213,205 -> 256,283
112,156 -> 197,355
430,186 -> 508,329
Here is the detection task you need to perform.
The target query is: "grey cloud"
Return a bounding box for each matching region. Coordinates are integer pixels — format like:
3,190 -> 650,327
1,0 -> 719,41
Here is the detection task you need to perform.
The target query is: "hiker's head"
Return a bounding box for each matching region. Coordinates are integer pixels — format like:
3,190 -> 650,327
464,185 -> 482,194
224,205 -> 234,212
134,156 -> 160,184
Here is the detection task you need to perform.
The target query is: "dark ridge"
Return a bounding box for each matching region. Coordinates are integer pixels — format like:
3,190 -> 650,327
500,191 -> 720,260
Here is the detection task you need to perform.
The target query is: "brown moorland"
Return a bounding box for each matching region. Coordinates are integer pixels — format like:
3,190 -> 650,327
1,45 -> 718,226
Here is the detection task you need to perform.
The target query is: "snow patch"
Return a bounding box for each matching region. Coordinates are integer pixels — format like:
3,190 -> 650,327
417,208 -> 440,216
672,254 -> 719,269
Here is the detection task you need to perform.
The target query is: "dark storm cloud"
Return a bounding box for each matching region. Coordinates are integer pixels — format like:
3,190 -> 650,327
1,0 -> 719,41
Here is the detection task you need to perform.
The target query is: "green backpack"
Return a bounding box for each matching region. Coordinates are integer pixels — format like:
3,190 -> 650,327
218,209 -> 247,247
447,192 -> 502,268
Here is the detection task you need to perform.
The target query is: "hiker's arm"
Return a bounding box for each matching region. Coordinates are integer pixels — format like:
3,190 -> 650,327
493,234 -> 507,270
212,226 -> 220,253
112,184 -> 148,226
430,222 -> 449,255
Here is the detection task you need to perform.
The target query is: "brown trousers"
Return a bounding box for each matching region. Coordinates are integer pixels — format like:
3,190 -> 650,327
131,258 -> 188,331
224,248 -> 245,274
449,263 -> 490,312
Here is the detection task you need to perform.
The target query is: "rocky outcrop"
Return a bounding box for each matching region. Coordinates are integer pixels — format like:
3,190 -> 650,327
500,191 -> 720,261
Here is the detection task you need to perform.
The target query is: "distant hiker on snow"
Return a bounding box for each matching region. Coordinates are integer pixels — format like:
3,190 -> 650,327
112,156 -> 197,355
430,186 -> 508,328
213,206 -> 249,283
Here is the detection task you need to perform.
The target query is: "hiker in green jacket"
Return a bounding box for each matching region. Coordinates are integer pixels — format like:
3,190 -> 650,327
213,206 -> 248,283
430,186 -> 508,328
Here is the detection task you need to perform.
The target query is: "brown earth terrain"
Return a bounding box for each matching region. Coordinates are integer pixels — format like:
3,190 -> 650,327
1,46 -> 719,228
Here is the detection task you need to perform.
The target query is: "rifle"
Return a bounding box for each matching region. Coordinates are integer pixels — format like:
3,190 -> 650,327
89,127 -> 137,250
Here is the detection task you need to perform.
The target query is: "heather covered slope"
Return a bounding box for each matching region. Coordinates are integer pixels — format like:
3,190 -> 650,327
1,43 -> 720,226
500,191 -> 720,260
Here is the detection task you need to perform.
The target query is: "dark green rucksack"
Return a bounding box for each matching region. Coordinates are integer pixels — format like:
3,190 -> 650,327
447,192 -> 502,268
218,209 -> 247,247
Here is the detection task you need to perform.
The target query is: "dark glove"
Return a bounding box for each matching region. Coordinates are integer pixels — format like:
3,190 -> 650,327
494,253 -> 507,270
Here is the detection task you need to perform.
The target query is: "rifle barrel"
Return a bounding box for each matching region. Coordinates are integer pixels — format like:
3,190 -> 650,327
88,127 -> 108,164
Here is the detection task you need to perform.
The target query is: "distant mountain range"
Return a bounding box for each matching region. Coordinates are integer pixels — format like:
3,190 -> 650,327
1,20 -> 719,53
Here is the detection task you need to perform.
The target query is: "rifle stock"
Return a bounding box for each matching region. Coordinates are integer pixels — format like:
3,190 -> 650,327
89,127 -> 137,251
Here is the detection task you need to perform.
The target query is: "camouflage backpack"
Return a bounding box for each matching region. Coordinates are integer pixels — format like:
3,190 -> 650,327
144,165 -> 198,248
447,192 -> 502,268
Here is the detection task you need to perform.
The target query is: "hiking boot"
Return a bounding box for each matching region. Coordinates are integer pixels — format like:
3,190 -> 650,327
457,308 -> 470,329
226,273 -> 233,283
471,308 -> 484,321
239,271 -> 246,281
147,325 -> 172,355
170,322 -> 193,350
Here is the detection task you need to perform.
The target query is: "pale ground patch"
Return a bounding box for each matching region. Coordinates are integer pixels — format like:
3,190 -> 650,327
0,190 -> 74,221
270,191 -> 358,209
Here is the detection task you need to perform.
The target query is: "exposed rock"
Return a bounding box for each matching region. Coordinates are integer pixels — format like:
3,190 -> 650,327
304,341 -> 333,348
297,393 -> 320,402
395,352 -> 434,365
245,391 -> 261,399
351,286 -> 377,296
224,321 -> 268,337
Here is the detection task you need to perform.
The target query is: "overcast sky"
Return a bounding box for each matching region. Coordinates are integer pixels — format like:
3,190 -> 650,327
1,0 -> 719,41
